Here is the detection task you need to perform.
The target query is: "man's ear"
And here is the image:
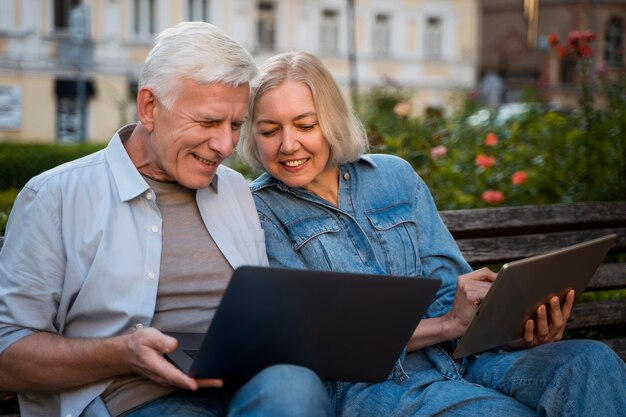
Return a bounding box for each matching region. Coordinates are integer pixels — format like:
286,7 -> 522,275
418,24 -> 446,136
137,87 -> 157,132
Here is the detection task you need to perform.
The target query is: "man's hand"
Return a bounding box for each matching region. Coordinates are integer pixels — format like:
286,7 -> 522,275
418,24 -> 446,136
125,327 -> 223,390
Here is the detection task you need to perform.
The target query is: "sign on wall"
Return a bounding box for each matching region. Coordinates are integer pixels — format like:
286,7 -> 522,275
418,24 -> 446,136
0,86 -> 22,130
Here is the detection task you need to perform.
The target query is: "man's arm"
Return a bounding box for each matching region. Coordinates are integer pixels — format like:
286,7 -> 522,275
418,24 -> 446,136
0,328 -> 221,392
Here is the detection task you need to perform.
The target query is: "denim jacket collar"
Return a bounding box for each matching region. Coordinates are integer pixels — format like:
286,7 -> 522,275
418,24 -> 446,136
249,155 -> 377,194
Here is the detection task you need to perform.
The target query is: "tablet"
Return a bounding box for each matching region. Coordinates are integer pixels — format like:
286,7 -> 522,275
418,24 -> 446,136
452,234 -> 616,359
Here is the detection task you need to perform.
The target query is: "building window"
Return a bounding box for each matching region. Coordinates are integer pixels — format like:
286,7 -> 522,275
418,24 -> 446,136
560,55 -> 577,86
55,79 -> 96,143
133,0 -> 155,39
373,14 -> 390,57
424,16 -> 442,59
56,97 -> 82,143
321,9 -> 339,55
257,1 -> 276,51
0,1 -> 15,33
604,17 -> 624,67
55,0 -> 82,31
188,0 -> 210,22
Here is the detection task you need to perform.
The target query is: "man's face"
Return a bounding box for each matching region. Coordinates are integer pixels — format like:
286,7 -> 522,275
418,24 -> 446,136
145,79 -> 249,189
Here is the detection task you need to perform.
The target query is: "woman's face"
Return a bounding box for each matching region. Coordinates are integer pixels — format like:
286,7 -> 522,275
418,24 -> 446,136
253,80 -> 336,193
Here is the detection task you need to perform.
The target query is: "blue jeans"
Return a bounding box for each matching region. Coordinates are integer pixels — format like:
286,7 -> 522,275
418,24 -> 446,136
334,340 -> 626,416
124,364 -> 332,417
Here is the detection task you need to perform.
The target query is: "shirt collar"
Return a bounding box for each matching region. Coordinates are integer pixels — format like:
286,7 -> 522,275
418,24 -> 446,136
104,124 -> 220,202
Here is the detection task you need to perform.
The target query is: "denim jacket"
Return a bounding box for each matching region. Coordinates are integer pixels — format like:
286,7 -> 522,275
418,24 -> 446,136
250,154 -> 472,387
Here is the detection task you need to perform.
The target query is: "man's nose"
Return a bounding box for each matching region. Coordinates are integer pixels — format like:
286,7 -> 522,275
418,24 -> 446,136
209,124 -> 237,158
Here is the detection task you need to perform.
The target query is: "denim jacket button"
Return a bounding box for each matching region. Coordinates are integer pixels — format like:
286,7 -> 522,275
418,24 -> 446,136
343,172 -> 350,180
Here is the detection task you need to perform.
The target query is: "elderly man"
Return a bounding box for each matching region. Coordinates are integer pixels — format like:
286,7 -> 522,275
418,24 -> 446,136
0,22 -> 331,417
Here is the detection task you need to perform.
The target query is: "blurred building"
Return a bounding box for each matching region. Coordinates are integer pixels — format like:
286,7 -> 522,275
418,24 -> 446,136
0,0 -> 480,143
481,0 -> 626,107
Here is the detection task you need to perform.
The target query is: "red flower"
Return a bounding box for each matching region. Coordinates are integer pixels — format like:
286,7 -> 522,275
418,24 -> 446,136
556,44 -> 568,58
548,32 -> 560,47
579,45 -> 594,58
511,171 -> 528,185
475,154 -> 496,169
481,189 -> 505,205
484,132 -> 499,147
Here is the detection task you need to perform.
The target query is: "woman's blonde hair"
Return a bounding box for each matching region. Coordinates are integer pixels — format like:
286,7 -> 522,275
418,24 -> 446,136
239,51 -> 368,171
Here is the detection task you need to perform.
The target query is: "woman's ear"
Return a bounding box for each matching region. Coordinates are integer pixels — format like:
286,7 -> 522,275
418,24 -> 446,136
136,87 -> 157,132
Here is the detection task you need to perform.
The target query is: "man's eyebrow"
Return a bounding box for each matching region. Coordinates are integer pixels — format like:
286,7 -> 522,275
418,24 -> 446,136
197,115 -> 248,123
256,112 -> 317,125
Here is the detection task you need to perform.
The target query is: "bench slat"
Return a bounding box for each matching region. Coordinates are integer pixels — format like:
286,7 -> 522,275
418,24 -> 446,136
585,264 -> 626,290
440,201 -> 626,238
455,228 -> 626,265
567,300 -> 626,330
603,338 -> 626,361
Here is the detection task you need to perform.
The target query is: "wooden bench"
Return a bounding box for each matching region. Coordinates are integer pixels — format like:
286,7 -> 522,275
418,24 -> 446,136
1,200 -> 625,415
439,200 -> 626,360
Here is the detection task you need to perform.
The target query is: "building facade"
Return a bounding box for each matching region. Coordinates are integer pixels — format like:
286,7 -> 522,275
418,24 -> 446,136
481,0 -> 626,106
0,0 -> 479,143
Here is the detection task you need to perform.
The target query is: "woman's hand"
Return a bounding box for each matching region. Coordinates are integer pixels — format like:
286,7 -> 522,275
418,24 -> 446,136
407,268 -> 496,351
504,289 -> 575,351
446,267 -> 497,339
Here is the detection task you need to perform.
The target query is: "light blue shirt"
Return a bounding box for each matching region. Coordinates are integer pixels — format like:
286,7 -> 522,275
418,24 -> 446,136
0,125 -> 268,417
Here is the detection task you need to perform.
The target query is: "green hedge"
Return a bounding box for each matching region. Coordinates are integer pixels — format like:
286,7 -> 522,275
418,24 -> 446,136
0,142 -> 105,189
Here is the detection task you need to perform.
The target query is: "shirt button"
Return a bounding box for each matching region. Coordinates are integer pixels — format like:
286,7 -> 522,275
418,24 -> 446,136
135,323 -> 144,330
146,191 -> 153,200
343,172 -> 350,180
148,272 -> 155,280
151,225 -> 158,233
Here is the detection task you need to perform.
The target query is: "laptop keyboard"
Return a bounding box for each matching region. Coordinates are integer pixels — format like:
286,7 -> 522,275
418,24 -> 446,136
183,349 -> 198,359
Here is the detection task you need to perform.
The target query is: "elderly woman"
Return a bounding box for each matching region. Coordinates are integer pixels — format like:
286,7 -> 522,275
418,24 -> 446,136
238,51 -> 626,417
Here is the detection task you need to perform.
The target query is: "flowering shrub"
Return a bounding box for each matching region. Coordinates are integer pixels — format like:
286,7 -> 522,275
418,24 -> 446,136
357,48 -> 626,209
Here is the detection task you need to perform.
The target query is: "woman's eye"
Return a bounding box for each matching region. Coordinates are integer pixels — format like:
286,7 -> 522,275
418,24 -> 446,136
299,124 -> 316,131
260,129 -> 277,137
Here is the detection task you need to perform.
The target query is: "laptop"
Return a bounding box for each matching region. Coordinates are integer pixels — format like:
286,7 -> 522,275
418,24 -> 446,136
166,266 -> 441,382
452,234 -> 616,359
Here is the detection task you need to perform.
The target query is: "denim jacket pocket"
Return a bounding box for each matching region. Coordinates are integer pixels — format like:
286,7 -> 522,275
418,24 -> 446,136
365,203 -> 420,276
284,216 -> 342,270
286,216 -> 341,250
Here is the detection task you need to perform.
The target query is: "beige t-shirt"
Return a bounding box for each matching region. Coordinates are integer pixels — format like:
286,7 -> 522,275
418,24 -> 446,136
102,176 -> 232,416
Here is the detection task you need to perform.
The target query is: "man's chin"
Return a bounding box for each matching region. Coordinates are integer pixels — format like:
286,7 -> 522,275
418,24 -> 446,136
179,175 -> 216,190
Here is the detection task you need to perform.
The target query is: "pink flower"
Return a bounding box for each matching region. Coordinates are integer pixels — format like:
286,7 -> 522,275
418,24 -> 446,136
481,189 -> 505,205
430,145 -> 448,159
484,132 -> 499,147
393,101 -> 412,118
511,171 -> 528,185
475,154 -> 496,169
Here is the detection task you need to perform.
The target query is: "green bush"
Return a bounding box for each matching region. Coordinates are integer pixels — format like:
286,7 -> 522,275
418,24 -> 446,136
0,142 -> 105,189
0,188 -> 19,235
